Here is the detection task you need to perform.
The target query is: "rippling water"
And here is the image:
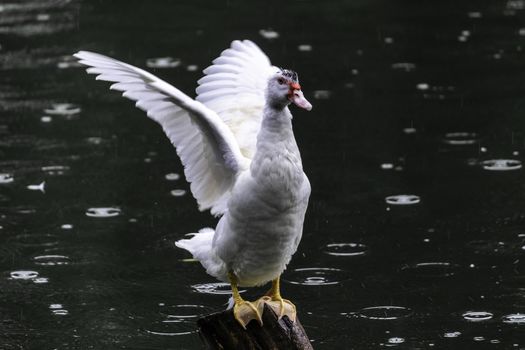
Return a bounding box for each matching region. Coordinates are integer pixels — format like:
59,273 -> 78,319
1,0 -> 525,348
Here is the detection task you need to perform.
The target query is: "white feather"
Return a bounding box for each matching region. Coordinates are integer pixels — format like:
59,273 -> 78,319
74,50 -> 249,216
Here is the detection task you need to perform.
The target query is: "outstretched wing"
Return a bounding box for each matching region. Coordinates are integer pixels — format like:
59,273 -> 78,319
196,40 -> 276,159
74,51 -> 249,216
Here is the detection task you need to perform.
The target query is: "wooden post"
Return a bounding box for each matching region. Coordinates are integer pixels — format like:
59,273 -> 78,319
197,304 -> 313,350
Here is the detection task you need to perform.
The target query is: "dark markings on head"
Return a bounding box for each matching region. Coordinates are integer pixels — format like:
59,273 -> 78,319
279,68 -> 299,83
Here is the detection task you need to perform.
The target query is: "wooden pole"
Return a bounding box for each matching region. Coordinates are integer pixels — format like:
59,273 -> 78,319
197,304 -> 313,350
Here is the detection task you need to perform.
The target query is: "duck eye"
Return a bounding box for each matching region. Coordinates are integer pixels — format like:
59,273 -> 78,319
277,78 -> 285,85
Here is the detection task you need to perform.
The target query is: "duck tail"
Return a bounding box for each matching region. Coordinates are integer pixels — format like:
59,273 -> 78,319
175,228 -> 227,281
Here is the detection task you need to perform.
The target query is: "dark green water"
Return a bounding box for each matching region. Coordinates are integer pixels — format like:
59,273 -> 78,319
1,0 -> 525,349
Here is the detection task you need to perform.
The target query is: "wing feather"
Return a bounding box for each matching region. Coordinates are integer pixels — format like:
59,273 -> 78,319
74,50 -> 249,216
196,40 -> 276,159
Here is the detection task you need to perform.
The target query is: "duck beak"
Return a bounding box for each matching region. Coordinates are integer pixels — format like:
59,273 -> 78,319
290,89 -> 313,111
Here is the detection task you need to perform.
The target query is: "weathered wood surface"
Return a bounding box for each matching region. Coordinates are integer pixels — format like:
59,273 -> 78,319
198,304 -> 314,350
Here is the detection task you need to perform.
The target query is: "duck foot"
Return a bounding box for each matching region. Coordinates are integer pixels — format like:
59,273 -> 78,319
257,295 -> 297,322
233,299 -> 264,329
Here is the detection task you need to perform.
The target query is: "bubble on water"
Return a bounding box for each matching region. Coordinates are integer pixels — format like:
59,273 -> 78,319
358,306 -> 413,320
160,304 -> 214,320
401,262 -> 459,277
444,331 -> 462,338
42,165 -> 70,176
385,195 -> 420,206
186,64 -> 198,72
40,116 -> 52,123
403,127 -> 417,134
283,267 -> 348,286
323,243 -> 368,257
146,57 -> 181,69
33,254 -> 70,266
313,90 -> 332,100
259,28 -> 280,39
191,282 -> 239,295
391,62 -> 416,72
462,311 -> 493,322
44,103 -> 81,116
442,132 -> 479,145
473,336 -> 485,341
49,304 -> 63,309
381,163 -> 394,170
61,224 -> 73,230
502,313 -> 525,324
165,173 -> 181,181
298,44 -> 313,52
10,270 -> 38,280
170,189 -> 186,197
85,207 -> 121,218
481,159 -> 522,171
0,173 -> 14,184
384,37 -> 394,44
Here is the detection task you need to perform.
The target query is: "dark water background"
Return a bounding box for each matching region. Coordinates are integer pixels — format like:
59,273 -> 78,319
1,0 -> 525,348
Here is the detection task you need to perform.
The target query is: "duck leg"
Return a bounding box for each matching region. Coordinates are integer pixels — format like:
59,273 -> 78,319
259,276 -> 297,322
228,271 -> 264,328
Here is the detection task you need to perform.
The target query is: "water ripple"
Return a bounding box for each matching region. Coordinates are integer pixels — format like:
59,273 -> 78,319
462,311 -> 493,322
323,243 -> 368,257
85,207 -> 121,218
283,267 -> 348,286
358,305 -> 413,320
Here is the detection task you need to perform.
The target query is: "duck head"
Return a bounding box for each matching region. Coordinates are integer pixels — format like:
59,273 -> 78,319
267,68 -> 312,111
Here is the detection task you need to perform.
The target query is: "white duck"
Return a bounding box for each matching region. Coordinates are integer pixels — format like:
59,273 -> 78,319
74,40 -> 312,328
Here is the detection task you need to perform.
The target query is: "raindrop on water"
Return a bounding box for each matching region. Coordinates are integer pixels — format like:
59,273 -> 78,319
385,194 -> 420,206
259,28 -> 280,40
170,189 -> 187,197
160,304 -> 214,320
323,243 -> 368,257
444,331 -> 462,338
481,159 -> 522,171
85,207 -> 121,218
191,282 -> 237,295
442,132 -> 478,145
391,62 -> 416,72
462,311 -> 493,322
298,44 -> 313,52
401,262 -> 459,277
42,165 -> 70,176
358,306 -> 413,320
502,313 -> 525,324
283,267 -> 348,286
146,57 -> 181,69
44,103 -> 81,116
10,270 -> 39,280
33,254 -> 70,266
313,90 -> 332,100
0,173 -> 14,184
165,173 -> 181,181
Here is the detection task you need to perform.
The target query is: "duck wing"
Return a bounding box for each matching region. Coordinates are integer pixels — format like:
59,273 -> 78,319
74,51 -> 249,216
196,40 -> 276,159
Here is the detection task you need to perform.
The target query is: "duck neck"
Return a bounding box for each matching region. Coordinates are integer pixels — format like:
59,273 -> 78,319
251,105 -> 302,175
